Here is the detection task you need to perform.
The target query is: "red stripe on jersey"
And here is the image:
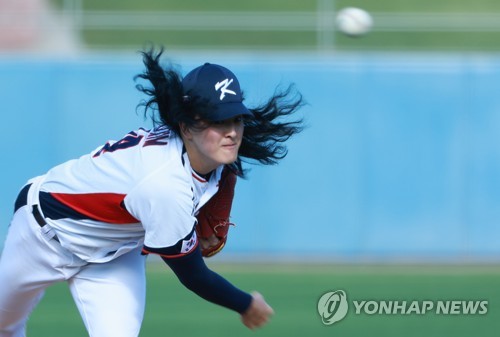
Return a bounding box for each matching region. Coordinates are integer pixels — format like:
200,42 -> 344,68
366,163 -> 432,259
50,192 -> 139,224
191,173 -> 207,183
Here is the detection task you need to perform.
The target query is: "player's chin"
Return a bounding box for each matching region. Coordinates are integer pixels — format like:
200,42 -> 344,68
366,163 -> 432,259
219,154 -> 238,165
219,146 -> 239,163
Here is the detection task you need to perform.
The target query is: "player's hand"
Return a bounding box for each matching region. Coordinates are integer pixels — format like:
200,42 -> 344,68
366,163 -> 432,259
199,234 -> 220,252
241,291 -> 274,330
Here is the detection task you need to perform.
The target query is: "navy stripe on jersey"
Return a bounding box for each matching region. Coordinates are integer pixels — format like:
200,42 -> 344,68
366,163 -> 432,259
14,184 -> 31,213
142,226 -> 198,258
40,191 -> 93,221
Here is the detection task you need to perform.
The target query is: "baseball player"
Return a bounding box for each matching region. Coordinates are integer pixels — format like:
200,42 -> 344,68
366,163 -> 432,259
0,47 -> 304,337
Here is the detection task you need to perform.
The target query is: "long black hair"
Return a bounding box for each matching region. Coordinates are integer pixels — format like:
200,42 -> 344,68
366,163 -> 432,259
135,47 -> 305,177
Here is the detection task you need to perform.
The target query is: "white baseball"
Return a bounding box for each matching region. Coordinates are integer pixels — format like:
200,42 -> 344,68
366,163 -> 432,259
335,7 -> 373,36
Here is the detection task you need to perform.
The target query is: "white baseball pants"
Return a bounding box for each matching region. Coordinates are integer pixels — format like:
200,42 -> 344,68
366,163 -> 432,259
0,204 -> 147,337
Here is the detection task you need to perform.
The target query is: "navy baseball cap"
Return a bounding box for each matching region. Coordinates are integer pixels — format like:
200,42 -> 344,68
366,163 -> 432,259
182,63 -> 253,121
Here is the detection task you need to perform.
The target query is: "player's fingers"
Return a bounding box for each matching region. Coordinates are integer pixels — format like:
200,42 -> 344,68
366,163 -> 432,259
207,234 -> 220,247
241,292 -> 274,329
251,291 -> 274,312
199,235 -> 219,250
199,237 -> 210,250
244,313 -> 271,330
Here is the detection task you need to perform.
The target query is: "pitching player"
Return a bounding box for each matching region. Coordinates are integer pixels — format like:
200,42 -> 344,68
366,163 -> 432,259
0,47 -> 304,337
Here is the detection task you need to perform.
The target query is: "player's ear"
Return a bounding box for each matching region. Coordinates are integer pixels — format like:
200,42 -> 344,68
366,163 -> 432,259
179,122 -> 193,140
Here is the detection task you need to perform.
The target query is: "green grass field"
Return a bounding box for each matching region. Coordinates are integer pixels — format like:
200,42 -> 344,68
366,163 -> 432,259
50,0 -> 500,51
28,262 -> 500,337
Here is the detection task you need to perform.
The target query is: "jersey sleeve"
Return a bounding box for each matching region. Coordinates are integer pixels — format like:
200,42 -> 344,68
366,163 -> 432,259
123,165 -> 198,258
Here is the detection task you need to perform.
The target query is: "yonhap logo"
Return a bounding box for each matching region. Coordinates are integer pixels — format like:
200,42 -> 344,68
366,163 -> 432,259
317,290 -> 348,325
318,290 -> 489,326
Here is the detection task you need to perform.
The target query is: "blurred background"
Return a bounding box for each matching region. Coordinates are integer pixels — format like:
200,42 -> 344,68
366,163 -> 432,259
1,0 -> 500,336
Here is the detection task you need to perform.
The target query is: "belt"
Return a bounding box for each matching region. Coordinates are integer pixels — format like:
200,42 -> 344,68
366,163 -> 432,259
32,204 -> 48,228
15,183 -> 59,242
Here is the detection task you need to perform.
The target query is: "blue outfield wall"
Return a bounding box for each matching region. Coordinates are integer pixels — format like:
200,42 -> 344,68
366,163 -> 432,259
1,52 -> 499,261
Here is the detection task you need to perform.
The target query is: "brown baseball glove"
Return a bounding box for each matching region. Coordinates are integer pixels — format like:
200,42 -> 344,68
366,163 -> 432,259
195,167 -> 237,257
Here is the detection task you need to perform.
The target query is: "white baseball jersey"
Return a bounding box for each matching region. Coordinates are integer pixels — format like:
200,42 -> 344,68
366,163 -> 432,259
30,126 -> 223,263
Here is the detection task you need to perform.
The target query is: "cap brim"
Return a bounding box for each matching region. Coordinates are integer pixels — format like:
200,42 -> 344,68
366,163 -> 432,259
208,102 -> 253,121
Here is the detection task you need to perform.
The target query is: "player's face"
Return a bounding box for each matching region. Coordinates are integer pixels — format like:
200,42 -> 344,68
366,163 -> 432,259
183,115 -> 244,174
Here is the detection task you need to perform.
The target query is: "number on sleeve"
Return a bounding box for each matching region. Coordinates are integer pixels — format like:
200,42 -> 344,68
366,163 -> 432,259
93,131 -> 144,158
